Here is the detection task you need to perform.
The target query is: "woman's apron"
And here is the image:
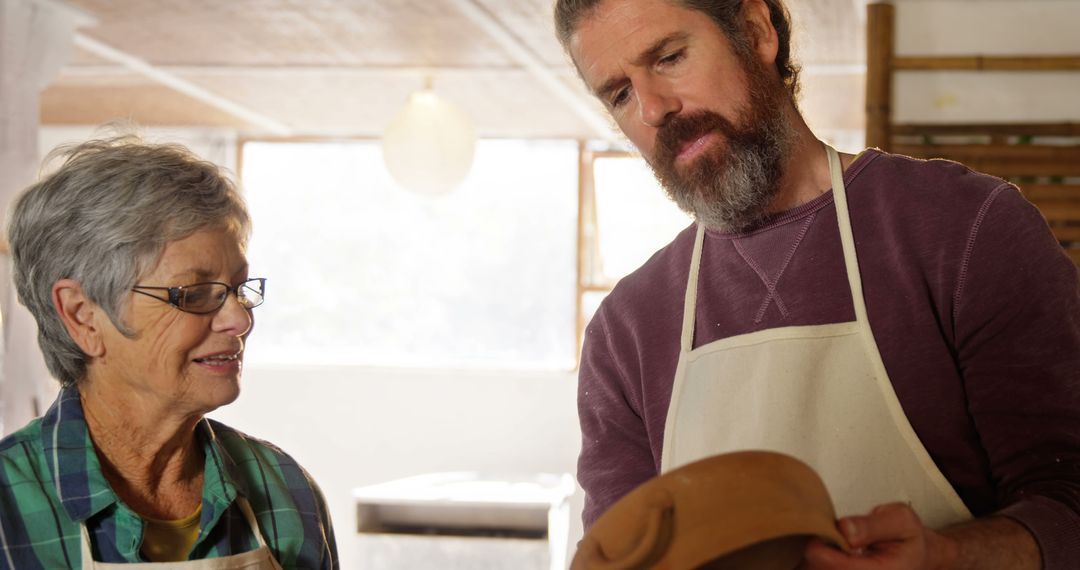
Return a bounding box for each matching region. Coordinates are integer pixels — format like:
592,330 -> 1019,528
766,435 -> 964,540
659,145 -> 971,528
80,497 -> 284,569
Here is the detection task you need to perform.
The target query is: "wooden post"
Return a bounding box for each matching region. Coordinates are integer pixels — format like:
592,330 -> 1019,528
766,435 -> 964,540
866,2 -> 894,151
575,141 -> 591,366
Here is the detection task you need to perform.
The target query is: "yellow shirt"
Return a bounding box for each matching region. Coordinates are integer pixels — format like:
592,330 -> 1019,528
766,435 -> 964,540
140,505 -> 202,562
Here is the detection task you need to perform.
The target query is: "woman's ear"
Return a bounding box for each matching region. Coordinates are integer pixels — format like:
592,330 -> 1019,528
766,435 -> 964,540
743,0 -> 780,67
52,279 -> 106,357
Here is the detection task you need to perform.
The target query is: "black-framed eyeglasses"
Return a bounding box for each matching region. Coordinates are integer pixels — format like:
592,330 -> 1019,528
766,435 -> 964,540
131,278 -> 266,315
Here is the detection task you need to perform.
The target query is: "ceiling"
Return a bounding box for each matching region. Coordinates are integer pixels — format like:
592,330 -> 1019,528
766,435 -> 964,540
41,0 -> 870,139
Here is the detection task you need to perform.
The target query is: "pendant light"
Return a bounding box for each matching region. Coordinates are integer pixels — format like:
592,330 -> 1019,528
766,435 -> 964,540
381,79 -> 477,196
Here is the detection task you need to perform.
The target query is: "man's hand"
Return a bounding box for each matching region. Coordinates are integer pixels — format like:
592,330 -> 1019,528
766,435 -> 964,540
800,503 -> 1041,570
801,503 -> 957,570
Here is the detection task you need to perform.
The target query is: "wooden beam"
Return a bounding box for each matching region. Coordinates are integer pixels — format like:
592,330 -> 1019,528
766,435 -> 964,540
447,0 -> 615,141
893,123 -> 1080,137
576,141 -> 590,366
892,145 -> 1080,176
1021,184 -> 1080,201
1035,202 -> 1080,222
73,33 -> 291,135
892,55 -> 1080,71
1049,226 -> 1080,242
1065,248 -> 1080,266
893,144 -> 1080,161
61,64 -> 537,78
865,2 -> 893,150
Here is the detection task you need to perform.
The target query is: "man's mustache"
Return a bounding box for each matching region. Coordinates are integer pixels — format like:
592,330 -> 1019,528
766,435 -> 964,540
654,111 -> 741,163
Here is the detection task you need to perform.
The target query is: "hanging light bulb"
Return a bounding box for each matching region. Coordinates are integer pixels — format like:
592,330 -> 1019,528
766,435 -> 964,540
382,84 -> 477,196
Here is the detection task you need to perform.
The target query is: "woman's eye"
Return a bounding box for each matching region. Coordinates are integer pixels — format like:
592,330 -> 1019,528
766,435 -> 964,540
184,289 -> 210,304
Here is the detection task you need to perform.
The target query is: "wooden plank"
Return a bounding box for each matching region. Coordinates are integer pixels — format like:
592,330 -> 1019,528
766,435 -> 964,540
892,123 -> 1080,137
1066,248 -> 1080,266
977,161 -> 1080,177
893,159 -> 1080,177
892,145 -> 1080,176
581,284 -> 615,294
892,144 -> 1080,161
865,2 -> 893,151
576,141 -> 591,365
1050,226 -> 1080,242
1036,202 -> 1080,221
892,55 -> 1080,71
1020,184 -> 1080,201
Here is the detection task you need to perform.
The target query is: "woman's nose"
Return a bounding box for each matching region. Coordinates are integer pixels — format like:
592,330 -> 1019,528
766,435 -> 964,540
212,292 -> 253,336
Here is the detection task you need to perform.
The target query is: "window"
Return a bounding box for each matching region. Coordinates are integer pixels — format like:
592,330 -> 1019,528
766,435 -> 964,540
576,148 -> 693,349
240,140 -> 690,370
241,139 -> 579,370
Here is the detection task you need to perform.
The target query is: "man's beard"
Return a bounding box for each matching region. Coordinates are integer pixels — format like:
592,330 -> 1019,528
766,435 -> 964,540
646,61 -> 795,232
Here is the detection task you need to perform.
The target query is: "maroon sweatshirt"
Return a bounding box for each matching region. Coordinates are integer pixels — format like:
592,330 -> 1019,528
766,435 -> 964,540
577,149 -> 1080,567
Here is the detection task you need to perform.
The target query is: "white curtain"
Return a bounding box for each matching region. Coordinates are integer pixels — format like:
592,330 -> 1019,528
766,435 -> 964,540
0,0 -> 85,435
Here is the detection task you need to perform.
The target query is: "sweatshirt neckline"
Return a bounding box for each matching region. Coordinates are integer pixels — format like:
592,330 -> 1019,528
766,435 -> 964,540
704,148 -> 880,239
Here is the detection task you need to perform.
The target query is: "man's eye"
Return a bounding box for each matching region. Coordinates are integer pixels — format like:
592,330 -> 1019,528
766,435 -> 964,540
610,86 -> 631,109
659,50 -> 685,66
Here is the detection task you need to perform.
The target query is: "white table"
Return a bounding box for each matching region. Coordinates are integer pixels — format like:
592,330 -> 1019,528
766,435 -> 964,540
353,472 -> 575,570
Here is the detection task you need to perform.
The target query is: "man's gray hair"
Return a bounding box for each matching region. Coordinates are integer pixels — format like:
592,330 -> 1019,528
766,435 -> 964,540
554,0 -> 800,97
7,134 -> 251,386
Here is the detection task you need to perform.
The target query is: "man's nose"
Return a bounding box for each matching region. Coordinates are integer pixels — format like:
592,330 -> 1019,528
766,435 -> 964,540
638,81 -> 681,127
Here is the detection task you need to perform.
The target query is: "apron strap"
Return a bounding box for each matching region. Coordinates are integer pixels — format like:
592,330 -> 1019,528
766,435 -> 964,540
79,522 -> 95,567
680,224 -> 707,352
235,497 -> 270,549
827,144 -> 891,373
827,145 -> 871,327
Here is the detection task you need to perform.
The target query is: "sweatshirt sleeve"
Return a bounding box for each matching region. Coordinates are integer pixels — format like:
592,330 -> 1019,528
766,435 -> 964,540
576,308 -> 658,530
953,184 -> 1080,568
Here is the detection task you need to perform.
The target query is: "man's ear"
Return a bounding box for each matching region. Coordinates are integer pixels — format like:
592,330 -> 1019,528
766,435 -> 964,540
52,279 -> 106,358
743,0 -> 780,67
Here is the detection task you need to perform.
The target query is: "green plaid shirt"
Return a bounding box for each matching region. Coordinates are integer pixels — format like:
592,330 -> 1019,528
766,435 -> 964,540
0,387 -> 338,569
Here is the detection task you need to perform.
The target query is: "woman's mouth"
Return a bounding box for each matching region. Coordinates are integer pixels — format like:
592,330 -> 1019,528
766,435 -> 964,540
193,352 -> 242,371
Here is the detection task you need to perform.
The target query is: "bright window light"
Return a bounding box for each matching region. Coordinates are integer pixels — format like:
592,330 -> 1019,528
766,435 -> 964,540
577,154 -> 692,329
593,156 -> 692,282
241,140 -> 579,370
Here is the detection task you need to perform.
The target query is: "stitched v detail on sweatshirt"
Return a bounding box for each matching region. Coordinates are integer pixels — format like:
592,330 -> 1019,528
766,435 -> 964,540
733,213 -> 816,324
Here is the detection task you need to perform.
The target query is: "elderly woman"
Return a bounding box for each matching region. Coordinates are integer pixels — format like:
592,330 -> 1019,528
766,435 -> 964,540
0,136 -> 337,569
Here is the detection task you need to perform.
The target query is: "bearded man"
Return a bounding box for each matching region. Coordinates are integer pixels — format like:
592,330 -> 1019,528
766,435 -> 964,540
555,0 -> 1080,568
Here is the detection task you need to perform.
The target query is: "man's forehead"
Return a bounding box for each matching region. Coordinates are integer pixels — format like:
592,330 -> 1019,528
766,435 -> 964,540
568,0 -> 695,88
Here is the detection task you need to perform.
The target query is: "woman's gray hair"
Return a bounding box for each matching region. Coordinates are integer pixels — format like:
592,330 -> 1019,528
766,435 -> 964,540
7,134 -> 251,386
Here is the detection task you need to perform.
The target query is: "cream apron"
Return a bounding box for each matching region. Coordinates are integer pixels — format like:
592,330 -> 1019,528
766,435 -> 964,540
659,146 -> 972,529
79,497 -> 284,570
